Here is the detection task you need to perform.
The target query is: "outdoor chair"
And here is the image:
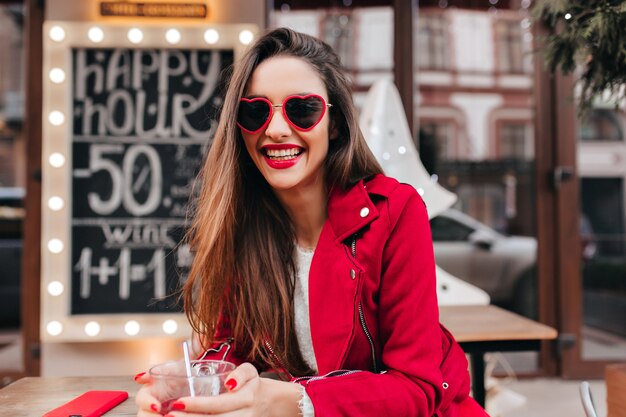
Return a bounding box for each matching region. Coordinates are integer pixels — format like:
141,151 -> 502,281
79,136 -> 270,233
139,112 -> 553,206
580,381 -> 599,417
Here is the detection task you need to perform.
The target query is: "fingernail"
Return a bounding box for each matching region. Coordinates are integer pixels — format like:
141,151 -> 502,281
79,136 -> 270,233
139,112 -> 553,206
225,378 -> 237,390
133,372 -> 146,381
171,401 -> 185,411
163,415 -> 175,417
150,403 -> 159,412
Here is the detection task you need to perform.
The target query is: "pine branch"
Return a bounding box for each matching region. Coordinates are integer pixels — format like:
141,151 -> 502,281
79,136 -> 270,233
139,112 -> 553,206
533,0 -> 626,115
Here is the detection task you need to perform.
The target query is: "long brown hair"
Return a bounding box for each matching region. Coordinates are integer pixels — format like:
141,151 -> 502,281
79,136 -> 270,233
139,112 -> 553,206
184,27 -> 383,376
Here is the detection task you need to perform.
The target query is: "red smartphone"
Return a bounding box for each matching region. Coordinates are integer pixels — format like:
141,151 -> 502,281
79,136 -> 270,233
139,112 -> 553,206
43,390 -> 128,417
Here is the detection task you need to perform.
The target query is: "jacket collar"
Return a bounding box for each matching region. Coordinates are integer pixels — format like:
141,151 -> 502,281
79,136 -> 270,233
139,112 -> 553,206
327,174 -> 397,242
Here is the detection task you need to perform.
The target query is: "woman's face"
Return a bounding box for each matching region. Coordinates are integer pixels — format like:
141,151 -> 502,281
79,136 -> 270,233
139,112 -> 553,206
239,56 -> 331,196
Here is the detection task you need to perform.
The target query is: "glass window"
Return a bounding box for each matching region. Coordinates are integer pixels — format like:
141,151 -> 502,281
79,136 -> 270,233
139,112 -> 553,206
270,5 -> 394,114
416,13 -> 449,70
419,121 -> 456,163
322,12 -> 354,70
580,177 -> 626,361
457,183 -> 507,233
495,19 -> 526,73
579,109 -> 624,142
430,215 -> 473,242
500,122 -> 532,160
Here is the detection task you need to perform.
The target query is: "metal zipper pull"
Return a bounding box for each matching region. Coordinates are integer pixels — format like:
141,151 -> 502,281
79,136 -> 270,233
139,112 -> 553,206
264,340 -> 294,379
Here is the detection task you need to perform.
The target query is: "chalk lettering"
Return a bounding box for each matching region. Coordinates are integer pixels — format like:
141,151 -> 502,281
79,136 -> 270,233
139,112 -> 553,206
73,48 -> 223,138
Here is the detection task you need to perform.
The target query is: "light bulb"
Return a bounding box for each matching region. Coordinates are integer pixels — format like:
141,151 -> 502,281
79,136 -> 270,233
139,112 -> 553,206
128,28 -> 143,44
48,111 -> 65,126
165,29 -> 181,44
88,27 -> 104,43
239,30 -> 254,45
48,196 -> 64,211
49,153 -> 66,168
47,239 -> 64,254
47,321 -> 63,336
125,320 -> 140,336
85,321 -> 101,337
49,68 -> 66,84
47,281 -> 64,296
49,26 -> 65,42
204,29 -> 219,44
162,320 -> 178,335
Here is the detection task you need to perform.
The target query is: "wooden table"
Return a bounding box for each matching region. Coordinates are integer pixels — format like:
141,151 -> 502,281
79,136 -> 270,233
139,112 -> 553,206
0,305 -> 557,414
0,376 -> 137,416
440,304 -> 558,408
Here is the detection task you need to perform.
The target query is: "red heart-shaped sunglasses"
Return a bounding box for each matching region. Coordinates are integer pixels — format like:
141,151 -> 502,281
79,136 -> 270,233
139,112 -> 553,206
237,94 -> 332,134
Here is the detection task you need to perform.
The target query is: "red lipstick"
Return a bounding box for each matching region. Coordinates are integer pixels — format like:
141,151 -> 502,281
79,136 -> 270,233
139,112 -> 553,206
261,144 -> 304,170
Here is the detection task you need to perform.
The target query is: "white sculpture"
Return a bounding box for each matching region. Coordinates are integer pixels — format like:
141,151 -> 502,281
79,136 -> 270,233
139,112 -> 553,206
359,78 -> 490,306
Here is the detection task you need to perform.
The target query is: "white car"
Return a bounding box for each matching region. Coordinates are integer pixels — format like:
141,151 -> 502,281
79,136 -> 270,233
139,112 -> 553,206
430,209 -> 537,317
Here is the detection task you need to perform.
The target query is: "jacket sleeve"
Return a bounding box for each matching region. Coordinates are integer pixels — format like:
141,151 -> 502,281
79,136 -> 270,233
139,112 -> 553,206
301,187 -> 445,417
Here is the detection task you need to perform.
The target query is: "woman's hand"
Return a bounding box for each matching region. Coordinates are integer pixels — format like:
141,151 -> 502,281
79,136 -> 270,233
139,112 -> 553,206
134,371 -> 165,416
164,363 -> 302,417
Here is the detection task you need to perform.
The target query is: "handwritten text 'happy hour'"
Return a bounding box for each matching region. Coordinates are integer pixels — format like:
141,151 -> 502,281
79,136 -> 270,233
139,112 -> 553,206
73,48 -> 222,138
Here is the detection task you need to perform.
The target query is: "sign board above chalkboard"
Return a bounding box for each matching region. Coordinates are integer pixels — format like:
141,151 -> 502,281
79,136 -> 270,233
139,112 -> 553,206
41,22 -> 257,342
100,2 -> 208,18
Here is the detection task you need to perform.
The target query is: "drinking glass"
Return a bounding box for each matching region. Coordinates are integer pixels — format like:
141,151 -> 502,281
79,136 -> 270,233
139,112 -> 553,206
148,359 -> 236,414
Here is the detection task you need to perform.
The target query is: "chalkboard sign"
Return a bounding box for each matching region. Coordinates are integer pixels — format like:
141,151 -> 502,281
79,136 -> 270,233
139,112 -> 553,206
71,47 -> 233,314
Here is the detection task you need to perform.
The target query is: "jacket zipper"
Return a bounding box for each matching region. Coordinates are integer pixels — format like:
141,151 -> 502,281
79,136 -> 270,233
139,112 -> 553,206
351,235 -> 379,374
264,340 -> 294,379
358,302 -> 379,373
292,369 -> 362,385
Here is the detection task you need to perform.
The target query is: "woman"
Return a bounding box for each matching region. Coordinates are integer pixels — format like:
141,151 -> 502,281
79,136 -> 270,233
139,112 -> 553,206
136,27 -> 488,417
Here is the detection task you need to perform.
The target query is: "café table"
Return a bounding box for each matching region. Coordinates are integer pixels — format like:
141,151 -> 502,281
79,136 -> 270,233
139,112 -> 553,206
0,305 -> 557,415
440,304 -> 558,408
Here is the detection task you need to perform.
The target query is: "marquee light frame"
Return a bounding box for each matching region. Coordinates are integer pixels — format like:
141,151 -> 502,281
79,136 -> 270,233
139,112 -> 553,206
41,21 -> 256,342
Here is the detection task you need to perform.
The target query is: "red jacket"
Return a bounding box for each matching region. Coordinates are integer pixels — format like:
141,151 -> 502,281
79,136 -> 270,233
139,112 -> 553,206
200,174 -> 488,417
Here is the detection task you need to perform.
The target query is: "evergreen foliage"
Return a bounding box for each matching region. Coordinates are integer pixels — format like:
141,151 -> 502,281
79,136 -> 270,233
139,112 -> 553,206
532,0 -> 626,114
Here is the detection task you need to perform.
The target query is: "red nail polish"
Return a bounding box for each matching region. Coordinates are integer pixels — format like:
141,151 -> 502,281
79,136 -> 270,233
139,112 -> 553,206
133,371 -> 146,381
163,415 -> 175,417
171,401 -> 185,411
225,378 -> 237,390
150,403 -> 159,412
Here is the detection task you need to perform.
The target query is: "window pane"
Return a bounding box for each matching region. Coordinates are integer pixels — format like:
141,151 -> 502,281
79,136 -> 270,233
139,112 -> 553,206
322,13 -> 354,70
579,109 -> 624,142
500,123 -> 532,160
416,14 -> 449,70
430,216 -> 473,241
496,19 -> 527,73
580,178 -> 626,361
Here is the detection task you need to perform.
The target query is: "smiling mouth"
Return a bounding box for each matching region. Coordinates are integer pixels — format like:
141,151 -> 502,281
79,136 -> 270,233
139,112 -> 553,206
263,147 -> 304,161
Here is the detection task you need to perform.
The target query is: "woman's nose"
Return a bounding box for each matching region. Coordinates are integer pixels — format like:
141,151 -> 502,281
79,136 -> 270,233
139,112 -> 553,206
264,108 -> 291,139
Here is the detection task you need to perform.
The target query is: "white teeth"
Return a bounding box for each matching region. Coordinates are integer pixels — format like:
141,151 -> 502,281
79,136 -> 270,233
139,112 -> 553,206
265,148 -> 302,158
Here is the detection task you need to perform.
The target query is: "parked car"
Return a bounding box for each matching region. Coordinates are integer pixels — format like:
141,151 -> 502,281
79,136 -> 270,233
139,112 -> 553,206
430,209 -> 537,317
